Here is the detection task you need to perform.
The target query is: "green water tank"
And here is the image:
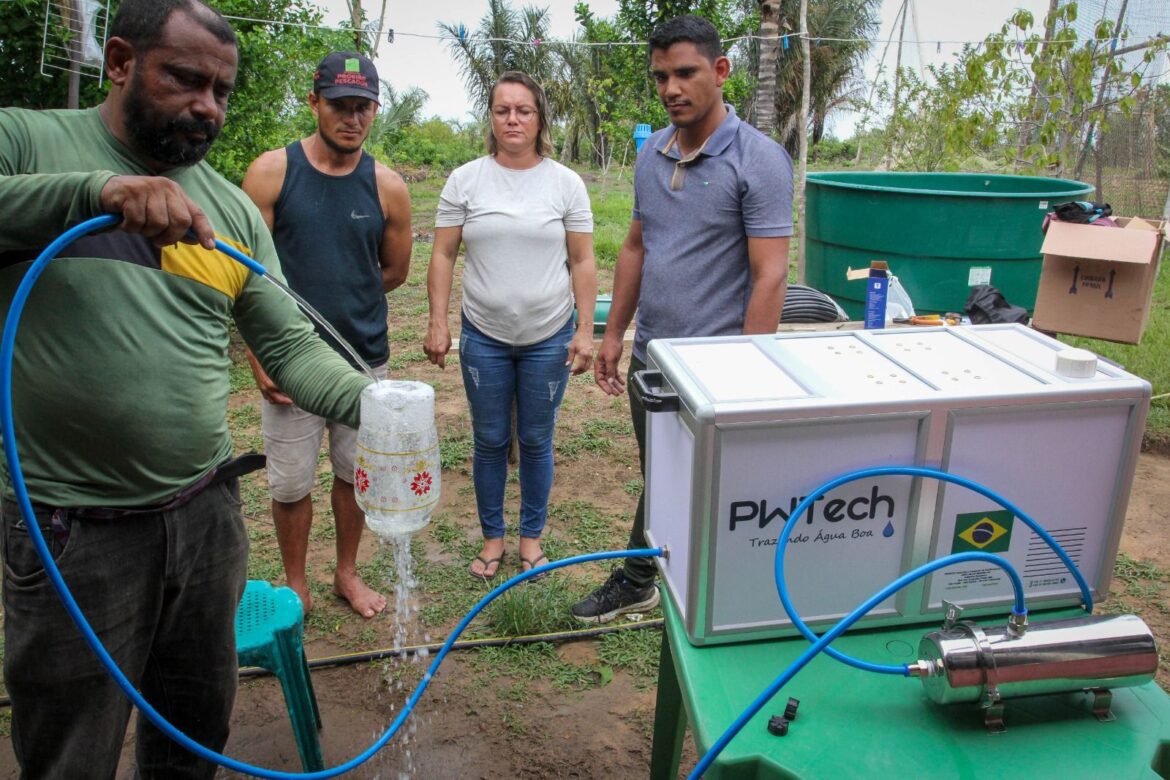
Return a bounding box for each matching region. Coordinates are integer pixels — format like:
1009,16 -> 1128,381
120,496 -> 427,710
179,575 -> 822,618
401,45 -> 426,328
804,172 -> 1093,318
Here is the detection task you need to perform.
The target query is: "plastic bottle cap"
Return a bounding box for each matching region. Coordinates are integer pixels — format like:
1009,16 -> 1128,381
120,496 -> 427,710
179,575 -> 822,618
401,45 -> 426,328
1053,348 -> 1097,379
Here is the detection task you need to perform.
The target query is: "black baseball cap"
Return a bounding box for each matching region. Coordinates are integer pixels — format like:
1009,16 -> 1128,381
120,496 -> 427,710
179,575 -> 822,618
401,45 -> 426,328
313,52 -> 380,103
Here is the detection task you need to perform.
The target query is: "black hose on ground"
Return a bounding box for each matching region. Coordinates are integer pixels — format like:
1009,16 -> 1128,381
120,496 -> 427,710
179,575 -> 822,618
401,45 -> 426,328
245,617 -> 665,678
0,618 -> 665,704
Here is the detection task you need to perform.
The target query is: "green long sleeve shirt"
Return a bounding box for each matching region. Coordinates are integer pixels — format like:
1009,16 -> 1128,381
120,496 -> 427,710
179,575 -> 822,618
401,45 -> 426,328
0,107 -> 371,507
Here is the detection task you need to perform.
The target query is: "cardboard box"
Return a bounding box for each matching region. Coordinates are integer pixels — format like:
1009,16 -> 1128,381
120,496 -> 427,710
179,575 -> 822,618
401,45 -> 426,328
1032,216 -> 1166,344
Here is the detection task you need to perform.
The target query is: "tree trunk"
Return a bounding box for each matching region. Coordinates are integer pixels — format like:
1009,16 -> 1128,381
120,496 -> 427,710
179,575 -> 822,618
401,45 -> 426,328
1074,0 -> 1129,181
1014,0 -> 1059,171
63,0 -> 82,109
854,0 -> 905,166
348,1 -> 364,52
753,1 -> 780,135
885,0 -> 909,169
371,0 -> 389,56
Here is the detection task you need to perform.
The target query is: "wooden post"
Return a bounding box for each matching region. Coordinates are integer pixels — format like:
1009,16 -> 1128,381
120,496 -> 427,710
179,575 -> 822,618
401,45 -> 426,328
63,0 -> 82,109
796,0 -> 810,284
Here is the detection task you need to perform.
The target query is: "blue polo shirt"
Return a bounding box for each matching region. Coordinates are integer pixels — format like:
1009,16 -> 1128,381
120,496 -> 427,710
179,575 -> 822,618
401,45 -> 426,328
631,105 -> 794,361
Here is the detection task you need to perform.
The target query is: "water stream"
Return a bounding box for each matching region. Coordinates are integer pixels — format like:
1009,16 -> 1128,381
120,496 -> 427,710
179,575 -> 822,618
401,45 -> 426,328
381,534 -> 429,779
260,274 -> 378,383
259,271 -> 430,775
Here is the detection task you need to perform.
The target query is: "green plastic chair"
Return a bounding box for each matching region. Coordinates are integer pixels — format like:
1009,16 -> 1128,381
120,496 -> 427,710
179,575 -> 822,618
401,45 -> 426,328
235,580 -> 324,771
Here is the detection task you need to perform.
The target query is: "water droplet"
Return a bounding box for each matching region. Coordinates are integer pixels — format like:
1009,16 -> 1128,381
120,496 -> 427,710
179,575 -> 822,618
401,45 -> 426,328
882,521 -> 895,537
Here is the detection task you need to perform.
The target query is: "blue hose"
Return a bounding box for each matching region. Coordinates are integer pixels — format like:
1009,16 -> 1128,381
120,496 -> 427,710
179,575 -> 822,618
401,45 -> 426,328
0,213 -> 666,778
773,466 -> 1093,676
688,550 -> 1025,780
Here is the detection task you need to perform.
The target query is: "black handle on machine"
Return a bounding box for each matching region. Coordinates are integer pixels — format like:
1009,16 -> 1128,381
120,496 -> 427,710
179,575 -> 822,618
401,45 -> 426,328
631,369 -> 679,413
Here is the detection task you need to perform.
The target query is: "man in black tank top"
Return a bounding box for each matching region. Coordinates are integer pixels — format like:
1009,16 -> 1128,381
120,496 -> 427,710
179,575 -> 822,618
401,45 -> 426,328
241,52 -> 413,618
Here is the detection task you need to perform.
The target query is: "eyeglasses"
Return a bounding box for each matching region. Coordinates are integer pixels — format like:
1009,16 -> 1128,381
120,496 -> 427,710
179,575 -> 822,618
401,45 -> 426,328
491,106 -> 538,122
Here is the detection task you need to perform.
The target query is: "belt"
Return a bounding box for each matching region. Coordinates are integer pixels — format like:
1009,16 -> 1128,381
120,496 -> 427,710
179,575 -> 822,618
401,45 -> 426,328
33,451 -> 267,521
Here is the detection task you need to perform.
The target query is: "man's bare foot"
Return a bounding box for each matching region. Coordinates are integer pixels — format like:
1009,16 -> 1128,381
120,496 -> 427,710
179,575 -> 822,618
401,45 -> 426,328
287,580 -> 313,615
334,570 -> 387,619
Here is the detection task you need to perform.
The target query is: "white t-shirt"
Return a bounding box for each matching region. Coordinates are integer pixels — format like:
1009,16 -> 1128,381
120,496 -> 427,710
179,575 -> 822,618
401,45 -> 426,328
435,155 -> 593,345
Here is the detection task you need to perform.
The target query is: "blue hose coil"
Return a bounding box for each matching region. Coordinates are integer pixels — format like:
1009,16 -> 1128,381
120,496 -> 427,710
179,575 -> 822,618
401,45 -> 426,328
688,550 -> 1027,780
0,213 -> 665,779
774,466 -> 1092,676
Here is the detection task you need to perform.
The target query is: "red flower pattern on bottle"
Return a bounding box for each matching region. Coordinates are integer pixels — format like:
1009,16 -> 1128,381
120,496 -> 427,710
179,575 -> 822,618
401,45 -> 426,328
410,471 -> 432,496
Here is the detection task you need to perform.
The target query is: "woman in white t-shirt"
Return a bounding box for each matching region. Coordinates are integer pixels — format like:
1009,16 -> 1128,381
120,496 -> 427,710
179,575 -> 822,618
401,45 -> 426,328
424,71 -> 598,582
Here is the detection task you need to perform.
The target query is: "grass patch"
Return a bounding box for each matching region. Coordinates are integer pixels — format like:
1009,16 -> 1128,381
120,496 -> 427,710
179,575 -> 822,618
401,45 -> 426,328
1101,553 -> 1169,615
556,418 -> 630,458
440,430 -> 474,471
549,500 -> 627,554
412,560 -> 490,632
471,642 -> 598,690
482,576 -> 582,636
389,326 -> 421,344
229,360 -> 255,393
227,403 -> 263,451
388,349 -> 428,371
585,177 -> 634,272
1062,247 -> 1170,444
597,626 -> 662,687
428,513 -> 465,554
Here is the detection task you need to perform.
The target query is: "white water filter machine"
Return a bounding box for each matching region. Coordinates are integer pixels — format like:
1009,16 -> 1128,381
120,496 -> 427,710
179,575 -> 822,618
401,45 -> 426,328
638,324 -> 1150,646
354,380 -> 441,539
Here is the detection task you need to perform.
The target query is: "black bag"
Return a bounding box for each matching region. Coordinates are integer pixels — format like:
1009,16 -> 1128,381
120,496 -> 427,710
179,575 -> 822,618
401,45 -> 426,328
1052,200 -> 1112,224
964,285 -> 1029,325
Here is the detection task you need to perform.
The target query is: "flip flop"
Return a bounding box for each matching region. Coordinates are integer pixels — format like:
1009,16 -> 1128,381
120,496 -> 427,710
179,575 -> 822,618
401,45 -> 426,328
521,554 -> 550,582
469,553 -> 504,581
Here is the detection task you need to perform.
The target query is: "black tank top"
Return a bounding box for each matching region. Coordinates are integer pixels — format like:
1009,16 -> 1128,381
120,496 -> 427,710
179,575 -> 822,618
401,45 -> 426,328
272,141 -> 388,367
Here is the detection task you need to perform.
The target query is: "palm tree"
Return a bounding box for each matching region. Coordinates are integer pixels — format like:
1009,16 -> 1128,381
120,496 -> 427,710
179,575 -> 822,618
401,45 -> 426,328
753,0 -> 782,135
438,0 -> 558,117
366,81 -> 430,151
755,0 -> 879,154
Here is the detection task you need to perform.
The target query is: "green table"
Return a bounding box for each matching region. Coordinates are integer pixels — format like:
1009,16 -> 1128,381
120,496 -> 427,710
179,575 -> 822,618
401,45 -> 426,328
652,596 -> 1170,779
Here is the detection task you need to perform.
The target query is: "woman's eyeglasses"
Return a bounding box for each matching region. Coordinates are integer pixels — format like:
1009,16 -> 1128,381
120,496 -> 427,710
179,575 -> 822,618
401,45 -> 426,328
491,106 -> 537,122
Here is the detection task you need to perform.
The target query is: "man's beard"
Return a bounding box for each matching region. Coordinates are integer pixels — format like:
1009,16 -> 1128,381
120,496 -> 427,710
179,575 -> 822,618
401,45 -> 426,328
124,73 -> 220,167
319,127 -> 363,155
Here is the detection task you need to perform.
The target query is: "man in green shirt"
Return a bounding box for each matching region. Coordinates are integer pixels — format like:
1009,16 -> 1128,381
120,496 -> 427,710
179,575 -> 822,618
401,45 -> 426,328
0,1 -> 370,776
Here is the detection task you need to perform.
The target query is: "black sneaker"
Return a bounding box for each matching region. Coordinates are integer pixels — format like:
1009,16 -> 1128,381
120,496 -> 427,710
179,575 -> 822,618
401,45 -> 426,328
571,568 -> 660,624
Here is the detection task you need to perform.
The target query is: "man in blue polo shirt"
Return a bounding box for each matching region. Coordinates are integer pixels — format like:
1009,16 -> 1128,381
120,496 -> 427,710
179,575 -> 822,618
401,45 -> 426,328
573,14 -> 793,623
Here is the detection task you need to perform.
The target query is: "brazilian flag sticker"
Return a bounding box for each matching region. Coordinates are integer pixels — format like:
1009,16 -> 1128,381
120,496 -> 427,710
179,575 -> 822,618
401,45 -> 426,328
951,510 -> 1014,554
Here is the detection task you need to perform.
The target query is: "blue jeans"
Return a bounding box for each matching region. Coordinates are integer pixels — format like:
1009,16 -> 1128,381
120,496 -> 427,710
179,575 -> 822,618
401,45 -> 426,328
459,313 -> 572,539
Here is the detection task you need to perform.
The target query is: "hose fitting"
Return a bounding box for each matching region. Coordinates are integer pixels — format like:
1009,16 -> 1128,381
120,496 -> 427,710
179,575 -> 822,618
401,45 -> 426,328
906,659 -> 936,678
1006,609 -> 1029,639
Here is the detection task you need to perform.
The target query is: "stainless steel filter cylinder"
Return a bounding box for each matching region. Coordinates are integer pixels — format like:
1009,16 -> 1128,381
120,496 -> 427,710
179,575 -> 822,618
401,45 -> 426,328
918,614 -> 1158,705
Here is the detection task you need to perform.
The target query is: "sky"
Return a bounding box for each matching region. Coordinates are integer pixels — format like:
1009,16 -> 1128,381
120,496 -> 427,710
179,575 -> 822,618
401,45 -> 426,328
311,1 -> 1055,133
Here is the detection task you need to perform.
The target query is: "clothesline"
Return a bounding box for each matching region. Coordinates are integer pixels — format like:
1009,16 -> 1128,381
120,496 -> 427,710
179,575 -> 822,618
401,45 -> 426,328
219,13 -> 1143,52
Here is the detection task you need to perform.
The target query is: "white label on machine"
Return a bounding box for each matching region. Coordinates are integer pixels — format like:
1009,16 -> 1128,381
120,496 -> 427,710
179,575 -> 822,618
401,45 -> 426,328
968,267 -> 993,286
926,404 -> 1131,608
710,416 -> 923,632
